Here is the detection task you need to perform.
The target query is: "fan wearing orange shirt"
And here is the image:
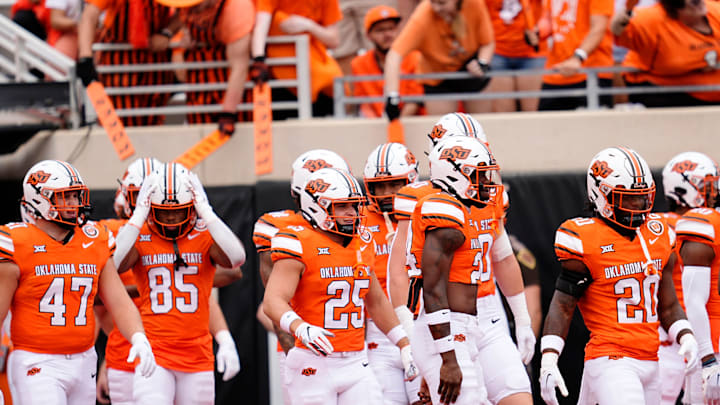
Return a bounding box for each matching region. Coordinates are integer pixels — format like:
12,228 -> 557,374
540,147 -> 698,405
113,163 -> 246,404
264,167 -> 418,405
384,0 -> 495,116
611,0 -> 720,107
351,5 -> 423,118
1,160 -> 156,405
537,0 -> 614,110
362,143 -> 423,405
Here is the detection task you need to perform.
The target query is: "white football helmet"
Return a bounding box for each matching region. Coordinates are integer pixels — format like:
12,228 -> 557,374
121,157 -> 163,218
587,147 -> 655,229
300,168 -> 366,236
662,152 -> 719,209
429,136 -> 502,206
22,160 -> 90,227
19,197 -> 36,224
291,149 -> 350,202
363,143 -> 419,212
148,162 -> 196,240
428,112 -> 488,151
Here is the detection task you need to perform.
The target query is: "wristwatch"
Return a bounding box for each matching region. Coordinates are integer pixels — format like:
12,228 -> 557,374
573,48 -> 588,62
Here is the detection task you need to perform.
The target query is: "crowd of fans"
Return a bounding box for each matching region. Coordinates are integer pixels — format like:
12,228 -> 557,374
7,0 -> 720,128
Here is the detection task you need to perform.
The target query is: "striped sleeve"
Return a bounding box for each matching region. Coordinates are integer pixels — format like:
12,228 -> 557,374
394,192 -> 419,220
416,195 -> 465,232
676,215 -> 715,243
0,227 -> 14,261
253,216 -> 279,252
554,221 -> 584,260
271,231 -> 304,262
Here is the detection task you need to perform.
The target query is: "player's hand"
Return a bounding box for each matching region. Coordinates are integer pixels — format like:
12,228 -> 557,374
127,332 -> 156,378
438,352 -> 462,404
418,378 -> 432,404
186,171 -> 214,220
294,322 -> 334,356
217,111 -> 236,136
385,93 -> 400,121
249,56 -> 271,85
128,173 -> 158,228
76,57 -> 99,87
678,333 -> 699,372
96,360 -> 110,404
466,58 -> 490,78
540,351 -> 569,405
215,330 -> 241,381
400,345 -> 419,381
395,305 -> 415,342
703,357 -> 720,405
516,324 -> 536,365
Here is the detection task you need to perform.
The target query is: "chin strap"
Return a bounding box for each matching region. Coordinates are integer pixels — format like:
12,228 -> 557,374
635,227 -> 658,276
173,238 -> 187,271
382,211 -> 396,243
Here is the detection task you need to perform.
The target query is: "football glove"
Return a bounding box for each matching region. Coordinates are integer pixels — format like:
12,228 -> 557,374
127,332 -> 156,378
295,322 -> 334,356
703,358 -> 720,405
400,345 -> 419,381
215,330 -> 241,381
249,56 -> 270,84
217,111 -> 236,136
127,173 -> 158,229
76,57 -> 98,87
540,351 -> 568,405
678,333 -> 699,372
516,324 -> 537,365
186,171 -> 214,221
384,93 -> 400,121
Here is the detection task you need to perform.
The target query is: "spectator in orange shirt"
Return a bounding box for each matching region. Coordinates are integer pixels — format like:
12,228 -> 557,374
384,0 -> 496,116
612,0 -> 720,107
538,0 -> 615,110
351,5 -> 423,118
46,0 -> 81,59
250,0 -> 343,118
485,0 -> 547,111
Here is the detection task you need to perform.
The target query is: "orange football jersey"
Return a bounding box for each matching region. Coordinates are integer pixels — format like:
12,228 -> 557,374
395,181 -> 439,279
253,210 -> 305,253
675,207 -> 720,352
271,220 -> 374,352
132,221 -> 216,372
554,214 -> 675,361
0,221 -> 114,354
363,207 -> 396,296
410,192 -> 502,296
660,212 -> 684,310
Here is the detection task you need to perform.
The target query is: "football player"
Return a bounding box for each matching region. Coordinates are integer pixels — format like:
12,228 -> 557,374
2,160 -> 155,405
113,162 -> 246,404
673,154 -> 720,405
263,167 -> 418,405
541,147 -> 699,404
363,142 -> 423,405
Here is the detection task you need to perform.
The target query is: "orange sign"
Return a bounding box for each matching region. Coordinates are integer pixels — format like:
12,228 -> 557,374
173,130 -> 231,169
254,84 -> 273,175
87,82 -> 135,161
387,119 -> 405,144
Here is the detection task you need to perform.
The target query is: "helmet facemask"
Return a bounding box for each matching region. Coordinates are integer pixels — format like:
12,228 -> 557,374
324,197 -> 366,236
41,185 -> 91,227
461,164 -> 502,206
606,183 -> 656,229
365,176 -> 410,213
149,202 -> 196,240
687,173 -> 719,208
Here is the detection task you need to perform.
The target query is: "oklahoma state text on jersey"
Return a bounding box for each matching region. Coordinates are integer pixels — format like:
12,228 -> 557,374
554,215 -> 675,361
132,221 -> 216,372
0,221 -> 114,354
253,209 -> 305,252
410,192 -> 502,296
271,221 -> 374,352
363,206 -> 395,296
675,207 -> 720,352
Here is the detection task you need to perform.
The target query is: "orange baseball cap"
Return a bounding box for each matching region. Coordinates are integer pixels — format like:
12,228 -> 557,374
364,5 -> 401,33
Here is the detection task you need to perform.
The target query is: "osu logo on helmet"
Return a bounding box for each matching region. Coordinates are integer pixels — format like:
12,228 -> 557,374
405,151 -> 417,166
439,146 -> 471,161
672,160 -> 698,174
591,161 -> 613,179
26,170 -> 51,186
302,159 -> 332,172
305,179 -> 330,194
430,124 -> 447,140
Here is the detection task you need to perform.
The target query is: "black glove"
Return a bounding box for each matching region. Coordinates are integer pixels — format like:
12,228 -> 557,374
384,93 -> 401,121
76,57 -> 98,87
217,111 -> 236,136
249,56 -> 271,85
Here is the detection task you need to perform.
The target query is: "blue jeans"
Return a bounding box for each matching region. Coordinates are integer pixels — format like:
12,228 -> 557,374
490,54 -> 546,71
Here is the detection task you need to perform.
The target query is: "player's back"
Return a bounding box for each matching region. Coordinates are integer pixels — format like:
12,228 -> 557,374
554,215 -> 675,360
253,209 -> 304,253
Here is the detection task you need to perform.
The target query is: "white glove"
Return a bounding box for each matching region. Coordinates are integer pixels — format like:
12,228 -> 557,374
516,324 -> 536,365
127,174 -> 158,228
539,352 -> 568,405
678,333 -> 699,372
186,171 -> 214,220
127,332 -> 156,378
295,322 -> 334,356
394,306 -> 415,342
703,360 -> 720,405
215,330 -> 241,381
400,345 -> 419,381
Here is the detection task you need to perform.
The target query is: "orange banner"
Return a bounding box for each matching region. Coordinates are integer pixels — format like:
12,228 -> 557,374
253,84 -> 273,175
387,119 -> 405,144
87,82 -> 135,161
173,130 -> 231,169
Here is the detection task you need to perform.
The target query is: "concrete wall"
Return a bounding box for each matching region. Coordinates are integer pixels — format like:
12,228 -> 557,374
2,106 -> 719,189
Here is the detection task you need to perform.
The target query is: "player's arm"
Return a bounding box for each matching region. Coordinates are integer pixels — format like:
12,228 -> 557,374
681,241 -> 716,361
0,262 -> 19,323
251,11 -> 272,60
388,219 -> 414,336
209,296 -> 241,381
115,175 -> 158,271
213,265 -> 243,287
256,250 -> 295,352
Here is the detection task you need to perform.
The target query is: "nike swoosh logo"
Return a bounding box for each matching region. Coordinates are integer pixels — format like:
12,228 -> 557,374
649,237 -> 659,245
362,362 -> 369,367
91,372 -> 96,379
359,245 -> 368,252
82,242 -> 94,249
187,233 -> 200,240
491,318 -> 500,324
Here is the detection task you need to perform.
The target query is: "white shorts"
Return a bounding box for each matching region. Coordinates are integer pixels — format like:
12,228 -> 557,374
8,347 -> 97,405
107,368 -> 134,405
475,295 -> 532,403
366,320 -> 421,404
412,311 -> 489,405
133,365 -> 214,405
283,347 -> 383,405
578,356 -> 659,405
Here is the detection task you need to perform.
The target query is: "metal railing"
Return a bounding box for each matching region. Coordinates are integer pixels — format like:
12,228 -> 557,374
91,35 -> 312,120
332,66 -> 720,118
